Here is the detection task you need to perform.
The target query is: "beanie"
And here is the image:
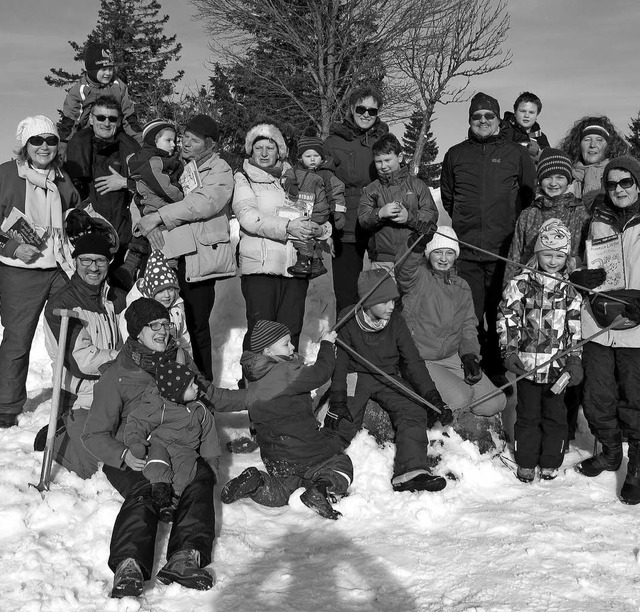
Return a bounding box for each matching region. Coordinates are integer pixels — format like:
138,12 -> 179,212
155,361 -> 196,403
125,297 -> 170,339
581,120 -> 611,141
297,134 -> 324,159
469,92 -> 500,119
424,225 -> 460,259
534,218 -> 571,255
140,250 -> 179,298
16,115 -> 59,146
71,232 -> 112,259
250,320 -> 291,353
244,123 -> 288,160
603,156 -> 640,191
142,119 -> 176,147
357,269 -> 399,308
84,43 -> 114,82
184,114 -> 219,141
537,148 -> 573,183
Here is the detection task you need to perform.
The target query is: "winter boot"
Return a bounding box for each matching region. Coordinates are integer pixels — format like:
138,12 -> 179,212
392,471 -> 447,493
221,467 -> 264,504
620,440 -> 640,505
151,482 -> 175,522
576,434 -> 623,477
309,256 -> 328,279
287,254 -> 312,277
516,466 -> 536,483
0,413 -> 18,429
156,549 -> 213,591
300,481 -> 341,520
111,557 -> 144,599
539,467 -> 558,481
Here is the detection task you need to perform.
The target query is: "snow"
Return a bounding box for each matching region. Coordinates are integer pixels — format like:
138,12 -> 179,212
2,216 -> 640,611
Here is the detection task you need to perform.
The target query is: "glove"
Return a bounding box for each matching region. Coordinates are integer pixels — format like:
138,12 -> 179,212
333,212 -> 346,230
504,353 -> 527,376
461,353 -> 482,385
563,356 -> 583,387
624,299 -> 640,324
325,401 -> 353,430
424,390 -> 453,427
413,219 -> 438,242
569,268 -> 606,291
407,231 -> 430,253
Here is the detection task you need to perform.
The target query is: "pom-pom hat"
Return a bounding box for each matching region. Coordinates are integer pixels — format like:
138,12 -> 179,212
140,250 -> 179,298
71,233 -> 112,259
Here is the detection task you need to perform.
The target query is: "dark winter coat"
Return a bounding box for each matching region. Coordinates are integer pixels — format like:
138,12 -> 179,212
358,166 -> 438,262
292,165 -> 332,224
324,118 -> 389,244
501,111 -> 550,150
441,130 -> 536,261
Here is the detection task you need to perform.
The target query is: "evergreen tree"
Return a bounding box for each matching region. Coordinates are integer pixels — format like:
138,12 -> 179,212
628,112 -> 640,159
402,110 -> 441,187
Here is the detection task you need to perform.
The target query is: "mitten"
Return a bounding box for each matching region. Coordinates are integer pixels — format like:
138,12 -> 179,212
461,353 -> 482,385
504,353 -> 527,376
333,212 -> 346,230
562,356 -> 583,387
413,219 -> 438,242
325,401 -> 353,430
407,231 -> 430,253
424,390 -> 453,427
569,268 -> 606,291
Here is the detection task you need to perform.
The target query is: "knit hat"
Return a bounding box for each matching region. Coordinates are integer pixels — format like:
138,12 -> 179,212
357,269 -> 399,308
16,115 -> 58,146
84,43 -> 114,82
603,156 -> 640,190
581,120 -> 611,141
155,361 -> 196,403
244,123 -> 288,160
537,148 -> 573,183
468,92 -> 500,119
297,134 -> 324,159
125,297 -> 170,339
142,119 -> 176,147
140,250 -> 179,298
424,225 -> 460,259
71,232 -> 112,259
184,114 -> 219,141
534,218 -> 571,254
250,320 -> 291,353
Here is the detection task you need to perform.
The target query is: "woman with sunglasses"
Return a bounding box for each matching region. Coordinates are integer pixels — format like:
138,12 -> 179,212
0,115 -> 80,428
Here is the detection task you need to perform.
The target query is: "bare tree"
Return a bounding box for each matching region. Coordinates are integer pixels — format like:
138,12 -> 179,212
388,0 -> 511,175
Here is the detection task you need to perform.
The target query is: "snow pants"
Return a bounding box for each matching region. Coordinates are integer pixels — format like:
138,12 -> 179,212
0,264 -> 67,416
52,408 -> 100,479
142,441 -> 199,496
250,453 -> 353,508
515,378 -> 567,469
332,240 -> 366,315
103,457 -> 215,580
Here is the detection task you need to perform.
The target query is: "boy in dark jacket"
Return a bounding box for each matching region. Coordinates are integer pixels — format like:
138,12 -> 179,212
221,320 -> 351,520
502,92 -> 550,163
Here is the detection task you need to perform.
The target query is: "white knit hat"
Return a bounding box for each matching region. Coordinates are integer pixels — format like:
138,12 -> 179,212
424,225 -> 460,258
16,115 -> 59,146
244,123 -> 288,160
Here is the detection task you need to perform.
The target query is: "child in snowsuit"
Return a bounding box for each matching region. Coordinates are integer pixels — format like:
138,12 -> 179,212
501,92 -> 550,164
498,219 -> 583,483
358,133 -> 438,275
220,320 -> 351,520
124,360 -> 222,521
326,269 -> 452,493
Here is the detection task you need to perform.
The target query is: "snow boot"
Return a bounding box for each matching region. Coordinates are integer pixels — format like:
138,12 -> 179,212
576,435 -> 623,477
621,440 -> 640,505
34,416 -> 66,450
221,467 -> 264,504
516,466 -> 536,483
539,467 -> 558,481
392,471 -> 447,493
0,413 -> 18,429
308,256 -> 328,279
156,549 -> 213,591
151,482 -> 175,522
111,557 -> 144,599
300,481 -> 341,520
287,254 -> 312,277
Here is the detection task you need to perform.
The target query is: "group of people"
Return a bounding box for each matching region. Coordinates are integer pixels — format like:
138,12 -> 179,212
1,40 -> 640,600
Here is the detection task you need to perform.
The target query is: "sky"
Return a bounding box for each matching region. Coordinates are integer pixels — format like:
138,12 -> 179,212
1,0 -> 640,161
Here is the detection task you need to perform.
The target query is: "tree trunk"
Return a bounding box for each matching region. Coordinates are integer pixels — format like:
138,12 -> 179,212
411,104 -> 435,176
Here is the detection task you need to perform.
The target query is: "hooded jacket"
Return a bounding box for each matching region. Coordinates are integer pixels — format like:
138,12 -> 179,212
501,111 -> 550,149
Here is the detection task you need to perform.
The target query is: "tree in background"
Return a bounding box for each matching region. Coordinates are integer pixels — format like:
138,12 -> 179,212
627,113 -> 640,159
45,0 -> 183,122
402,109 -> 440,187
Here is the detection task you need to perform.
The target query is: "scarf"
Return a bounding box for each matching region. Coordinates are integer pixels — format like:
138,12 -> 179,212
123,336 -> 180,376
355,307 -> 390,332
572,159 -> 608,211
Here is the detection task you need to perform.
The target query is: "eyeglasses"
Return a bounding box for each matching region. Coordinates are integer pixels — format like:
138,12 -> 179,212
605,178 -> 636,191
77,256 -> 109,268
28,135 -> 59,147
92,114 -> 119,123
471,112 -> 497,121
354,105 -> 379,117
146,321 -> 172,332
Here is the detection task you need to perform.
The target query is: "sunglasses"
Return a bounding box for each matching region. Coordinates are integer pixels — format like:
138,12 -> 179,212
605,178 -> 636,191
77,256 -> 109,268
354,105 -> 379,117
92,114 -> 119,123
471,112 -> 497,121
146,321 -> 172,332
28,135 -> 59,147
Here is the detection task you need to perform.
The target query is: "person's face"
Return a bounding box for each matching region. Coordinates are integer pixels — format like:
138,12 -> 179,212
428,248 -> 457,272
514,102 -> 539,131
374,152 -> 402,177
96,66 -> 114,84
536,250 -> 567,275
580,134 -> 607,165
75,254 -> 109,286
154,287 -> 178,308
350,96 -> 379,131
155,129 -> 176,154
540,174 -> 570,198
181,130 -> 211,160
252,139 -> 279,168
26,134 -> 59,169
469,109 -> 500,139
90,106 -> 119,140
606,169 -> 639,209
301,150 -> 322,170
366,299 -> 395,321
265,334 -> 294,360
137,318 -> 171,352
182,379 -> 199,403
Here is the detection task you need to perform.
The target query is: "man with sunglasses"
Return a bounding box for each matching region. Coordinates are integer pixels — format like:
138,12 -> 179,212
441,92 -> 535,389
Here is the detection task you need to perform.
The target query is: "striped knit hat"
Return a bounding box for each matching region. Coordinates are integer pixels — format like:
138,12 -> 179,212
297,134 -> 324,159
581,120 -> 610,141
155,361 -> 196,403
537,148 -> 573,183
142,119 -> 176,147
250,320 -> 291,353
140,250 -> 179,299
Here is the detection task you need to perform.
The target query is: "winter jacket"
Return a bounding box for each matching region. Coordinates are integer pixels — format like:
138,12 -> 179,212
330,309 -> 438,403
65,127 -> 140,247
59,74 -> 141,142
233,159 -> 327,277
441,130 -> 536,260
505,193 -> 590,283
239,341 -> 343,473
498,266 -> 582,384
44,273 -> 125,411
501,112 -> 550,150
156,151 -> 236,282
324,118 -> 389,243
358,166 -> 438,262
581,198 -> 640,348
396,251 -> 480,361
293,163 -> 334,223
312,159 -> 346,216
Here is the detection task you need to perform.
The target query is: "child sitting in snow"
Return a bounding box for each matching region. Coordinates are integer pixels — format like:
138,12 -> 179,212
498,219 -> 583,483
220,320 -> 351,520
123,360 -> 222,521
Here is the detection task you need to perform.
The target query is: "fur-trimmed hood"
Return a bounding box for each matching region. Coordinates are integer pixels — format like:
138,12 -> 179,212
244,123 -> 288,160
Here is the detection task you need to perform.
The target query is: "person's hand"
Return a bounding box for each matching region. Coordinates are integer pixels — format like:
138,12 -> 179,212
14,244 -> 41,264
378,202 -> 402,219
413,219 -> 438,242
326,236 -> 336,257
325,401 -> 353,430
287,217 -> 317,241
321,330 -> 337,344
128,442 -> 147,460
333,212 -> 346,230
123,448 -> 146,471
146,227 -> 165,251
136,212 -> 163,236
424,390 -> 453,427
461,353 -> 483,385
94,166 -> 127,195
563,356 -> 583,387
504,353 -> 527,376
569,268 -> 606,291
392,204 -> 409,224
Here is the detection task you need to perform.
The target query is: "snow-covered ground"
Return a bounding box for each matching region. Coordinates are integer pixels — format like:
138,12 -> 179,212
3,212 -> 640,612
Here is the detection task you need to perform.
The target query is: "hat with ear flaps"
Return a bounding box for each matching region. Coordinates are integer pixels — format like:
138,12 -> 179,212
244,123 -> 288,160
